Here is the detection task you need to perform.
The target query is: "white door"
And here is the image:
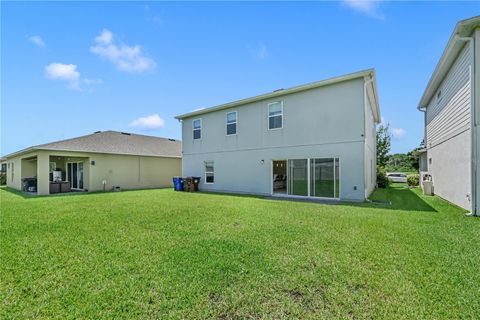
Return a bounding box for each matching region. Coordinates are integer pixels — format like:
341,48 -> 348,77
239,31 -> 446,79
67,162 -> 84,190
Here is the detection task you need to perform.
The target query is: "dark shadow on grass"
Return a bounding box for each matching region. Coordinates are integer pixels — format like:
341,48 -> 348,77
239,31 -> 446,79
195,184 -> 437,212
354,183 -> 437,212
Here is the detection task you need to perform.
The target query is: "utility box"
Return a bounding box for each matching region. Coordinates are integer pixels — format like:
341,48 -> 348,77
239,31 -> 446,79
423,181 -> 433,196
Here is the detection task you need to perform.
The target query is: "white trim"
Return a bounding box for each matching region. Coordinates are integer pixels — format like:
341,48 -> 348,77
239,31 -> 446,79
307,158 -> 311,197
268,101 -> 283,130
226,111 -> 237,136
270,157 -> 341,200
204,160 -> 214,184
271,159 -> 288,196
66,161 -> 84,191
193,118 -> 202,140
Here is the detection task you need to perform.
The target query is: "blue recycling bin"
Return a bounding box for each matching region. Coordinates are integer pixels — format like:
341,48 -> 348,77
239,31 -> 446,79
173,177 -> 184,191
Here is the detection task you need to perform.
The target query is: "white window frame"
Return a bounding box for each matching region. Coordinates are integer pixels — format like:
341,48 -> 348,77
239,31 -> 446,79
193,118 -> 202,140
226,111 -> 237,136
268,101 -> 283,130
204,161 -> 214,184
66,161 -> 85,190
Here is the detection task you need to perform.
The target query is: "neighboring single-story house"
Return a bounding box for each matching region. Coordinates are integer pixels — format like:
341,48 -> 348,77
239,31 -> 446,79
2,131 -> 182,195
417,16 -> 479,215
175,69 -> 380,201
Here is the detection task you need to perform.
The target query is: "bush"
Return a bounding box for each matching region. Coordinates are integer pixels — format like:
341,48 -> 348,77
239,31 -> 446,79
407,174 -> 420,187
376,167 -> 390,188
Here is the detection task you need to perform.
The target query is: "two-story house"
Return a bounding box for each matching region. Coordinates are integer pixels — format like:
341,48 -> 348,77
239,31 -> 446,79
417,16 -> 479,215
176,69 -> 380,201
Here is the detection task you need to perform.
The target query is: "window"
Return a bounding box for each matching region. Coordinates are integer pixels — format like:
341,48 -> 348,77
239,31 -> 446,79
11,163 -> 14,182
193,119 -> 202,140
268,101 -> 283,130
205,161 -> 214,184
226,111 -> 237,135
436,90 -> 442,104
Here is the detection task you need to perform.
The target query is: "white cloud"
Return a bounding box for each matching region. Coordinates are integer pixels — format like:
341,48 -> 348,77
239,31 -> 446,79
44,63 -> 80,90
83,78 -> 103,85
342,0 -> 385,20
391,127 -> 406,139
129,114 -> 165,130
90,29 -> 156,73
29,36 -> 46,48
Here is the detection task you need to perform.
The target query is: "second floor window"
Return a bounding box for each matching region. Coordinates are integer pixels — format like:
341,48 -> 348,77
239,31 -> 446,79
268,101 -> 283,130
193,119 -> 201,140
226,111 -> 237,135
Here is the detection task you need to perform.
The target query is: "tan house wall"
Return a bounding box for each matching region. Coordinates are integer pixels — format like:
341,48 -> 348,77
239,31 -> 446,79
4,149 -> 181,195
88,153 -> 181,191
21,159 -> 37,178
5,150 -> 38,191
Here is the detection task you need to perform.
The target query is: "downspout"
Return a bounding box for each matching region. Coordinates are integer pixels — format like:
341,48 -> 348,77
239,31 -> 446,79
418,107 -> 427,169
364,76 -> 374,198
456,35 -> 477,217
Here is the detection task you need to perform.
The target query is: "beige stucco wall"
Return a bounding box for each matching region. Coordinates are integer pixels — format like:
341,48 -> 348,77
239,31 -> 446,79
5,150 -> 38,191
88,153 -> 181,191
21,158 -> 37,178
4,149 -> 181,195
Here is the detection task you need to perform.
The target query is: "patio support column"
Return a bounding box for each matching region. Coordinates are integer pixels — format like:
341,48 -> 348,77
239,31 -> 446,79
37,152 -> 50,195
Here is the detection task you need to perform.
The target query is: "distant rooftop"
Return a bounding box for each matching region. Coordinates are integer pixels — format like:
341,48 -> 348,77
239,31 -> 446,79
3,131 -> 182,159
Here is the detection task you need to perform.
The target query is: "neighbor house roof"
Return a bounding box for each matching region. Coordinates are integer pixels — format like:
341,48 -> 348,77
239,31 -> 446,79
175,69 -> 380,122
3,131 -> 182,159
418,16 -> 480,109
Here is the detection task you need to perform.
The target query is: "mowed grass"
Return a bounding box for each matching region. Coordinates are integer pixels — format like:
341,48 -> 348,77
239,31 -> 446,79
1,185 -> 479,319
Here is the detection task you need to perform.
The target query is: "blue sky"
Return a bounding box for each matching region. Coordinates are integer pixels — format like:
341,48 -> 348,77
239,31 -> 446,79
1,1 -> 479,155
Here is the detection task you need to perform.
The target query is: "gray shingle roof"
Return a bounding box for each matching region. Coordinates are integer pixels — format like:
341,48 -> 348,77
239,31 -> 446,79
6,131 -> 181,158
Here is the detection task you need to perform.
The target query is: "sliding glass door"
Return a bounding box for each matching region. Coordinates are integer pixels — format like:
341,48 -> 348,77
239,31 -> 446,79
288,159 -> 308,196
67,162 -> 84,190
310,158 -> 340,198
287,158 -> 340,198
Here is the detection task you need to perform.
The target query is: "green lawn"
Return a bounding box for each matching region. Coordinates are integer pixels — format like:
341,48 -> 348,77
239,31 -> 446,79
1,185 -> 479,319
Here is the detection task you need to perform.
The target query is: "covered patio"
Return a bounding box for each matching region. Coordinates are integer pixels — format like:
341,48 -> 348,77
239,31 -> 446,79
19,152 -> 89,195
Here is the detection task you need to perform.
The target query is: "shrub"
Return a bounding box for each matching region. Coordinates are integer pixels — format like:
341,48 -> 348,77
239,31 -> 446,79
376,167 -> 390,188
407,174 -> 420,187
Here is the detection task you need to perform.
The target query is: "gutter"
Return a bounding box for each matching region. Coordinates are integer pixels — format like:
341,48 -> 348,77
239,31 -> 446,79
456,35 -> 478,217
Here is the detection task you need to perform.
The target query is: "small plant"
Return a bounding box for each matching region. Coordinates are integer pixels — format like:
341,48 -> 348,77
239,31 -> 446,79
407,174 -> 420,187
376,167 -> 390,188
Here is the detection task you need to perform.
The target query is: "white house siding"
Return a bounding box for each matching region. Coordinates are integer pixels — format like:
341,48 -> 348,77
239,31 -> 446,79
426,43 -> 472,210
475,28 -> 480,215
182,77 -> 376,201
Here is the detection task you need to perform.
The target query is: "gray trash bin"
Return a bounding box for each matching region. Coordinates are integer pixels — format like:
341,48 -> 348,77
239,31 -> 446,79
423,181 -> 433,196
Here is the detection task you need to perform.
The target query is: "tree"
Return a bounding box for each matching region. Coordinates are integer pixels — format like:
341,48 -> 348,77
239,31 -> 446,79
376,123 -> 391,167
